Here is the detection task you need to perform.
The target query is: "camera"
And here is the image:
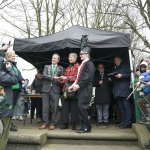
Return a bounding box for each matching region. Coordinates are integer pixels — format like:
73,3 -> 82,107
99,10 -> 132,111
2,41 -> 11,47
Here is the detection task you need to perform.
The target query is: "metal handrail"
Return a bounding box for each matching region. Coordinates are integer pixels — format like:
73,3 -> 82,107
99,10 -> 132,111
134,77 -> 150,124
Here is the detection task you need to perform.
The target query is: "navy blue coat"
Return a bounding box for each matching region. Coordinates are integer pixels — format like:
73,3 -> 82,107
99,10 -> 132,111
113,63 -> 131,99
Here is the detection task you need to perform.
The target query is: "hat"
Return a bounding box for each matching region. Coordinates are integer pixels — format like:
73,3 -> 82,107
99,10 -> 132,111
80,47 -> 91,55
140,61 -> 148,66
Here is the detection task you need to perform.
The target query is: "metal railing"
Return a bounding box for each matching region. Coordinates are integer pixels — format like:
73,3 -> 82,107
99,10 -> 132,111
134,77 -> 150,124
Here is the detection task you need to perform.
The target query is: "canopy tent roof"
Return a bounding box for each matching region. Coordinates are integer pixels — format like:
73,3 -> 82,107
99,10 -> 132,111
13,25 -> 131,70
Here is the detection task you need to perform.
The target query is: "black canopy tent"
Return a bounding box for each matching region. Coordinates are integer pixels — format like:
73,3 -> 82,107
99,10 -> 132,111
13,25 -> 131,72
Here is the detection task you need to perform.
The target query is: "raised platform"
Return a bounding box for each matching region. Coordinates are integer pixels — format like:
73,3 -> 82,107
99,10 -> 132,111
6,119 -> 146,150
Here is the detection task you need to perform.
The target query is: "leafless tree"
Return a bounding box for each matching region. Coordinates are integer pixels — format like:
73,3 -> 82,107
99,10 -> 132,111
0,0 -> 15,9
0,0 -> 149,58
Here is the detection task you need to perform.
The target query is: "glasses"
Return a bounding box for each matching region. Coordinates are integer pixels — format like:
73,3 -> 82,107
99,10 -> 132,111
99,67 -> 104,68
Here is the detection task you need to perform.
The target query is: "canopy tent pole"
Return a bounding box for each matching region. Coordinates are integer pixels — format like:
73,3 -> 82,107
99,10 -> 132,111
128,49 -> 134,88
129,49 -> 141,122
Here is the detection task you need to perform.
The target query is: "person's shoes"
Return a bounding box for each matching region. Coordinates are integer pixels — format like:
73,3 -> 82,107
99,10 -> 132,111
144,142 -> 150,149
115,122 -> 124,127
12,116 -> 16,120
144,139 -> 150,149
119,124 -> 132,129
138,120 -> 146,124
60,123 -> 68,130
96,122 -> 103,126
11,122 -> 17,128
114,121 -> 121,124
39,125 -> 47,129
104,122 -> 110,126
37,118 -> 42,123
19,116 -> 23,121
49,125 -> 55,130
72,123 -> 76,130
10,124 -> 18,132
76,127 -> 91,133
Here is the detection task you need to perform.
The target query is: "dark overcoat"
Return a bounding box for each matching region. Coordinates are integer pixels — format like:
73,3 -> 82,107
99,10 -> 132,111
113,62 -> 130,99
0,54 -> 19,117
93,73 -> 111,104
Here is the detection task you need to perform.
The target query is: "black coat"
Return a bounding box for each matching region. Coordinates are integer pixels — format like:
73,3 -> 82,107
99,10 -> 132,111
93,73 -> 111,104
0,54 -> 19,117
77,60 -> 95,104
31,76 -> 44,93
113,62 -> 130,99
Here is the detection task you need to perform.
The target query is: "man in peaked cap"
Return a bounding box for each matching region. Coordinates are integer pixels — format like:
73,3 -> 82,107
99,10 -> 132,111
68,47 -> 95,133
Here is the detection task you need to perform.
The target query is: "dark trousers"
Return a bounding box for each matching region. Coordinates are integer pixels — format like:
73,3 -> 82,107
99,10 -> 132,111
117,97 -> 131,125
61,98 -> 80,124
31,98 -> 38,119
13,90 -> 20,108
78,89 -> 92,129
37,98 -> 42,118
23,102 -> 28,114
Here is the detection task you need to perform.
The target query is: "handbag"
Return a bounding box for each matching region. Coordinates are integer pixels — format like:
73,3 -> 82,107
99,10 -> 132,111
63,83 -> 78,99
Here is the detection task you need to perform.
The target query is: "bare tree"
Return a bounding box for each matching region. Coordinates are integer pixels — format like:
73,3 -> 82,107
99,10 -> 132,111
117,0 -> 150,52
0,0 -> 149,57
0,0 -> 15,9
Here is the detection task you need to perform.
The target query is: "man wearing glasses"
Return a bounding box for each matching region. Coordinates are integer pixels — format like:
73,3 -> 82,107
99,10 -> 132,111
93,64 -> 111,126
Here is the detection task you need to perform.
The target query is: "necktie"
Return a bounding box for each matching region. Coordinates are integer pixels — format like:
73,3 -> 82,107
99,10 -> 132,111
52,65 -> 56,75
101,73 -> 104,80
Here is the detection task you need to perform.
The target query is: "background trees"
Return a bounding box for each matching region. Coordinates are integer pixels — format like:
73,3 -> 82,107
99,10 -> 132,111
0,0 -> 149,64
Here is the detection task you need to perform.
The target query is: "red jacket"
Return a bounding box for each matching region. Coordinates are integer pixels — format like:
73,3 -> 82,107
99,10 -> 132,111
62,62 -> 79,92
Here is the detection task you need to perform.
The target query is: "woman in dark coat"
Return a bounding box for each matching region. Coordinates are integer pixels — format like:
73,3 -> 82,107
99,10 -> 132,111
93,64 -> 111,126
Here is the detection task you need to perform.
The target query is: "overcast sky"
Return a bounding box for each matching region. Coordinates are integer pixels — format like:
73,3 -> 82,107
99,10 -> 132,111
15,56 -> 37,85
0,0 -> 150,84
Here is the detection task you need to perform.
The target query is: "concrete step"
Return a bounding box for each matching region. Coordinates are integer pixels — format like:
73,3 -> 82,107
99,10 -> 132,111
41,144 -> 142,150
47,128 -> 138,146
6,129 -> 47,150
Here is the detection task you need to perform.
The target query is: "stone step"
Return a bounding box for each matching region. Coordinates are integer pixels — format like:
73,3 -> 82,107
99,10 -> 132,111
47,128 -> 138,146
6,129 -> 47,150
41,144 -> 142,150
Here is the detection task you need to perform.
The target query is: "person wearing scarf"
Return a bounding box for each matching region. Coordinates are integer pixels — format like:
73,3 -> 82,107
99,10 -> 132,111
6,51 -> 24,129
68,47 -> 95,133
59,53 -> 80,130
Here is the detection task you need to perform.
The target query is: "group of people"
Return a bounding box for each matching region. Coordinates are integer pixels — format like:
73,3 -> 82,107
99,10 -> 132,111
36,48 -> 132,131
136,55 -> 150,124
0,44 -> 133,149
39,47 -> 95,133
135,55 -> 150,149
